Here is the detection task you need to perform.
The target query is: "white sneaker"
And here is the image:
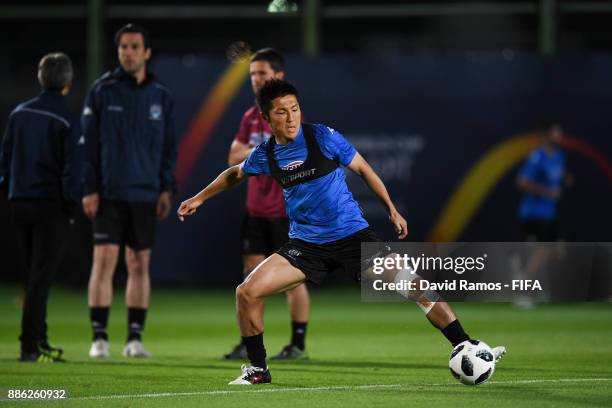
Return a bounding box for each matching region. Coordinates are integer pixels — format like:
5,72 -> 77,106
492,346 -> 507,362
122,340 -> 152,358
228,364 -> 271,385
89,339 -> 110,358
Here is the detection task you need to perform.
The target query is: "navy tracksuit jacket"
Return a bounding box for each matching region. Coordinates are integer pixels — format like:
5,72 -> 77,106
81,67 -> 177,202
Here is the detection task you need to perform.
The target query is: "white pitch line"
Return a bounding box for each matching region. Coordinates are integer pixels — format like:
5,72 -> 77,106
2,378 -> 611,402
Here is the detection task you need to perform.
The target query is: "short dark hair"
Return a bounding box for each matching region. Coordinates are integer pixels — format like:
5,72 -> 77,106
250,47 -> 285,73
114,23 -> 150,49
256,79 -> 299,115
37,52 -> 73,91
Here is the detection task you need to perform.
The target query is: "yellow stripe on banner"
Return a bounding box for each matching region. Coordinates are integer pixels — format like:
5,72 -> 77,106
427,134 -> 540,242
202,59 -> 251,127
176,59 -> 250,186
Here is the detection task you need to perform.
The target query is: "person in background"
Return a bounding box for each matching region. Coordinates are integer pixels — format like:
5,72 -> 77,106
515,122 -> 571,307
82,24 -> 176,359
224,48 -> 310,361
0,52 -> 79,362
517,122 -> 568,242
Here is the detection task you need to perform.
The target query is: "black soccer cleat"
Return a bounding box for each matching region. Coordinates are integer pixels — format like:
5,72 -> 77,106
38,341 -> 64,359
270,344 -> 309,360
223,343 -> 248,360
19,347 -> 65,363
228,365 -> 272,385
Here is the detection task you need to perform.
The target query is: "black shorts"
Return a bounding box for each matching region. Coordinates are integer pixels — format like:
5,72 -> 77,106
241,215 -> 289,255
276,227 -> 383,284
520,219 -> 559,242
93,200 -> 156,250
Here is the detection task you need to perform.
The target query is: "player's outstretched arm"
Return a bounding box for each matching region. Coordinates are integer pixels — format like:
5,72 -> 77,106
348,153 -> 408,239
177,164 -> 247,222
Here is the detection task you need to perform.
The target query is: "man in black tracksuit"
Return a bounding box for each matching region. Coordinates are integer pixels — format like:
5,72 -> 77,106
82,24 -> 176,358
0,53 -> 79,362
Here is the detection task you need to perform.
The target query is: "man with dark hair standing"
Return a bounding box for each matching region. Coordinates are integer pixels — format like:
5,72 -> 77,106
0,52 -> 78,362
224,48 -> 310,361
82,24 -> 176,358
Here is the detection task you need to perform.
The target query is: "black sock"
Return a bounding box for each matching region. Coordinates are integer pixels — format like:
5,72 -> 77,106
127,308 -> 147,342
441,319 -> 470,347
290,321 -> 307,350
20,339 -> 38,354
242,333 -> 267,369
90,307 -> 109,341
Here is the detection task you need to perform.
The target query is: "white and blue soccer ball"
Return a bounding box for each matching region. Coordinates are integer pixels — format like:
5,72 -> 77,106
449,339 -> 495,385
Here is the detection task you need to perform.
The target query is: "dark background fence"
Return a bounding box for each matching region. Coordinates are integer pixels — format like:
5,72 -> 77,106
1,1 -> 611,287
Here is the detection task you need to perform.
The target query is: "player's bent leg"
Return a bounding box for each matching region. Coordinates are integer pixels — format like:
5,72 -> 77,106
236,254 -> 306,336
423,301 -> 456,329
224,254 -> 266,360
362,253 -> 506,360
88,244 -> 119,358
419,291 -> 507,365
230,254 -> 306,385
123,247 -> 152,358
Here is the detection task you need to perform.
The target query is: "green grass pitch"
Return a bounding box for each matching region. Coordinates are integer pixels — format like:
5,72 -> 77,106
1,285 -> 611,407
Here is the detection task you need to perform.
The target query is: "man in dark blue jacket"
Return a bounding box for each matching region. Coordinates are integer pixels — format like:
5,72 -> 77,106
82,24 -> 176,358
0,52 -> 79,362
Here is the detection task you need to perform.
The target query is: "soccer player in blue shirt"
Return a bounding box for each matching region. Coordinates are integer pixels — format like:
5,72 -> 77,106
514,123 -> 567,307
177,79 -> 505,384
517,122 -> 566,241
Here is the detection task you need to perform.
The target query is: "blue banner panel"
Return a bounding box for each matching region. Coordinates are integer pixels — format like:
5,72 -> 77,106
148,54 -> 611,285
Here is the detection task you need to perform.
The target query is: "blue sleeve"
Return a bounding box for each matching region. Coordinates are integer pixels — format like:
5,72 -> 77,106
160,93 -> 177,193
316,124 -> 357,167
241,144 -> 270,175
81,86 -> 101,195
519,150 -> 540,181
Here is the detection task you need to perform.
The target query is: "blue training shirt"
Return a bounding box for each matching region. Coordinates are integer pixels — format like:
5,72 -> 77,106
241,124 -> 369,244
518,147 -> 565,220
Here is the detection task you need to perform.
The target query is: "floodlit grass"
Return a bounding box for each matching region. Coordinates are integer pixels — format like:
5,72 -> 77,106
1,286 -> 611,407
